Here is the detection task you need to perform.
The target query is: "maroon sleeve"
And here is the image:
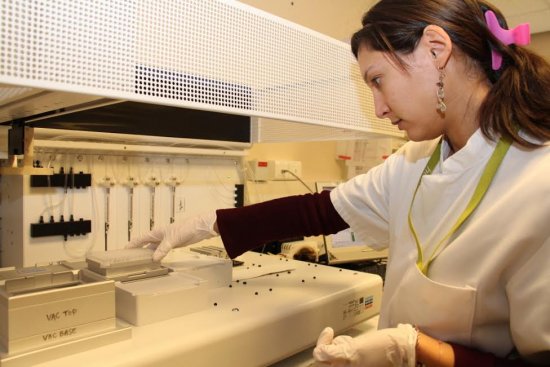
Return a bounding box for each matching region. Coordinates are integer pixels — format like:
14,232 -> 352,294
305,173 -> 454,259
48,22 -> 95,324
215,190 -> 349,259
451,343 -> 540,367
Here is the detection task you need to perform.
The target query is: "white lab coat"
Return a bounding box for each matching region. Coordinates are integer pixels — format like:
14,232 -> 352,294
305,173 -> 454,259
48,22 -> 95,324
331,130 -> 550,362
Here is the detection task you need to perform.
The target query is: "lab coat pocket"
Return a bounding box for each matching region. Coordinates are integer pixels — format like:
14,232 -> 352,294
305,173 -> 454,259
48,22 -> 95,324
387,265 -> 476,345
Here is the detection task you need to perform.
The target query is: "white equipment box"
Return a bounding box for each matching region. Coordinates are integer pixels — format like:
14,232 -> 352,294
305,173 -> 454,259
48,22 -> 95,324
115,272 -> 209,326
80,249 -> 212,327
0,265 -> 131,367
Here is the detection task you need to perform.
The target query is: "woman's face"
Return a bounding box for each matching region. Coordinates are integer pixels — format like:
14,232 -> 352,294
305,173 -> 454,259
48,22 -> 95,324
357,43 -> 446,142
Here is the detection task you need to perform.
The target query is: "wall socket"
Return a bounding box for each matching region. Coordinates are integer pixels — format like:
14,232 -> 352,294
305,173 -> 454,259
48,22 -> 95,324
248,160 -> 302,181
270,160 -> 302,180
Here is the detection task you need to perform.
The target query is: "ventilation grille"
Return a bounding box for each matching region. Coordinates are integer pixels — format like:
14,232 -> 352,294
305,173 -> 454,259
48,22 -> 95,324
0,0 -> 401,140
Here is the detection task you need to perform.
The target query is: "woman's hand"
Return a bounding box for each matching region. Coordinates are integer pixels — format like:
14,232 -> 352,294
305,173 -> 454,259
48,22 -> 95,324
313,324 -> 417,367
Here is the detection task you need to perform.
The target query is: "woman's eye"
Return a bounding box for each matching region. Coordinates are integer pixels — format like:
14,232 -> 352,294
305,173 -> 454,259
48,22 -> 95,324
371,77 -> 381,86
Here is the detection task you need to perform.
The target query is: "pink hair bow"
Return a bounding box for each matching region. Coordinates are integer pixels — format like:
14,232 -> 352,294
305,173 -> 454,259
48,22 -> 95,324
484,10 -> 531,70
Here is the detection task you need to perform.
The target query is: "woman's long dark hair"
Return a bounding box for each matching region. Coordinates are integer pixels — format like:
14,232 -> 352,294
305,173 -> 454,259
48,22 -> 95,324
351,0 -> 550,148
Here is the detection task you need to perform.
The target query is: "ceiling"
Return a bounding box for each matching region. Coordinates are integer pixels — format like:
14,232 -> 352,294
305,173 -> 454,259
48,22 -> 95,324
490,0 -> 550,34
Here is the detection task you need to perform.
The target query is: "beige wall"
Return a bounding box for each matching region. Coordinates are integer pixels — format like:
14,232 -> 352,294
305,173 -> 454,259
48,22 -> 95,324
530,31 -> 550,61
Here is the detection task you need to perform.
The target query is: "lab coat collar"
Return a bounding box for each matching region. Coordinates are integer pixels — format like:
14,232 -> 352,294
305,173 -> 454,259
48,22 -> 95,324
439,129 -> 497,174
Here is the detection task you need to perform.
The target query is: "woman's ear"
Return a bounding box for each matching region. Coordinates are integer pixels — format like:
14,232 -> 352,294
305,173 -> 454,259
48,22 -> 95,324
421,25 -> 452,69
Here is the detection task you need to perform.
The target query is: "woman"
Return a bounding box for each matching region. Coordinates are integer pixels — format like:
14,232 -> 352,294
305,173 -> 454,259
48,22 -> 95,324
128,0 -> 550,365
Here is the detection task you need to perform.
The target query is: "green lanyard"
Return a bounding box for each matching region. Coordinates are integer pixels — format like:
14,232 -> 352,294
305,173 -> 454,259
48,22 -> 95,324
408,137 -> 512,276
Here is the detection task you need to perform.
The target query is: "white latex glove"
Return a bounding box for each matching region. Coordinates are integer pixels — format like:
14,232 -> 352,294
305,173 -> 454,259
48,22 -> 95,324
313,324 -> 417,367
125,211 -> 218,261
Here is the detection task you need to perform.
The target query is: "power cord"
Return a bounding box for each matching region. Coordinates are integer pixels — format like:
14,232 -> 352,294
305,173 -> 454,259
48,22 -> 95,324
281,169 -> 314,193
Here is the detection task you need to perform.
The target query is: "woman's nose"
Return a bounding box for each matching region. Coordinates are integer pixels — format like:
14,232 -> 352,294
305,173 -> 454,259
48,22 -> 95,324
373,93 -> 390,119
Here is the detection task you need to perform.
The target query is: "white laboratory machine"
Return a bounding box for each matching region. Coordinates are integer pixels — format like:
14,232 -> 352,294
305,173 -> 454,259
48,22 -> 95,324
0,0 -> 399,365
0,246 -> 382,367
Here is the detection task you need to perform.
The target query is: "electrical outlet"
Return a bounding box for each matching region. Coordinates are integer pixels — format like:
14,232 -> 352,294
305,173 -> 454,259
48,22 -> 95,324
270,160 -> 302,181
248,160 -> 302,181
286,161 -> 302,177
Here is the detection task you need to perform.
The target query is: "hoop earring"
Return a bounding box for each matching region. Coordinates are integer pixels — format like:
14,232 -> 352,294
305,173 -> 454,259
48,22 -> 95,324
436,68 -> 446,113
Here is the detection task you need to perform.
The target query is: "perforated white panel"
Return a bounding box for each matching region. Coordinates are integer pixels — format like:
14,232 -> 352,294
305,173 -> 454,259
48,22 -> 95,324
0,0 -> 401,141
